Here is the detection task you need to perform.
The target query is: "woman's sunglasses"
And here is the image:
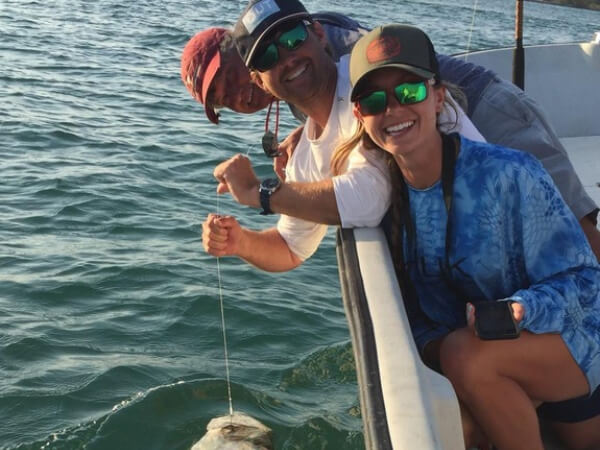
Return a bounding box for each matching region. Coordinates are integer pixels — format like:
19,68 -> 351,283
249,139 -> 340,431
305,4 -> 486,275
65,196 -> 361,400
356,80 -> 433,116
251,21 -> 309,72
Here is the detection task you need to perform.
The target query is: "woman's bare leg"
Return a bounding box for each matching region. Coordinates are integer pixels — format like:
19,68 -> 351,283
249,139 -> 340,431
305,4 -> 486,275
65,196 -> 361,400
459,399 -> 492,449
440,329 -> 590,450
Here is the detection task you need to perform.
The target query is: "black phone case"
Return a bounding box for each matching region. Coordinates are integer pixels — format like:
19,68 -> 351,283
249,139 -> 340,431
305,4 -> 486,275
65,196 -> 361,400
474,301 -> 520,340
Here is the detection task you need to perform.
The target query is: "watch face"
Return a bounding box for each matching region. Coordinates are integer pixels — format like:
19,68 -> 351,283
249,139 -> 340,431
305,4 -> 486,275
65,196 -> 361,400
262,178 -> 280,191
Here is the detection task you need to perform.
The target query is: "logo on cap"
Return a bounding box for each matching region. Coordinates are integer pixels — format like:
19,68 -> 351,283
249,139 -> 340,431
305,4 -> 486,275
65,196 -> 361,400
242,0 -> 281,34
366,36 -> 402,64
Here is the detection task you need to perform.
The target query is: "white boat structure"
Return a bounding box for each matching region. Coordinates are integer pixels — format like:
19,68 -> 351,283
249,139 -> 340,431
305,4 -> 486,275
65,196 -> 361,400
336,33 -> 600,449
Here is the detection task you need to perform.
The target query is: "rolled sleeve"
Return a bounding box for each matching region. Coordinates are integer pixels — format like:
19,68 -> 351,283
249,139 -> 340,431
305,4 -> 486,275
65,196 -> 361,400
276,214 -> 328,261
333,147 -> 391,228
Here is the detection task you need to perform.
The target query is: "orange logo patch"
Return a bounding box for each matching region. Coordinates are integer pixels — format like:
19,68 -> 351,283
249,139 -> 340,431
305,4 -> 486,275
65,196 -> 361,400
366,36 -> 402,63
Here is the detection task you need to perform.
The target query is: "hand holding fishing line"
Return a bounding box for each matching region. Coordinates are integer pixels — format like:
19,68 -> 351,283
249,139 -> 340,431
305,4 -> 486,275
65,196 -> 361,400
202,213 -> 245,258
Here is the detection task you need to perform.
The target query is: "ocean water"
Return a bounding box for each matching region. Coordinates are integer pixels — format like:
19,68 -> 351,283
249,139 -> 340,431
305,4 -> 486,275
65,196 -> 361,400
1,0 -> 599,448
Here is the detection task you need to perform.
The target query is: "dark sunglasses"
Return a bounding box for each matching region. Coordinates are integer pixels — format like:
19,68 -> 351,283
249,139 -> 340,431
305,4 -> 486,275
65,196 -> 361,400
356,80 -> 433,116
251,21 -> 309,72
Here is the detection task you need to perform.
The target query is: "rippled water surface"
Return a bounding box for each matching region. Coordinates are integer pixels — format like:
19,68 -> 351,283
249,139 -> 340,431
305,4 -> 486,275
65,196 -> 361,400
1,0 -> 599,448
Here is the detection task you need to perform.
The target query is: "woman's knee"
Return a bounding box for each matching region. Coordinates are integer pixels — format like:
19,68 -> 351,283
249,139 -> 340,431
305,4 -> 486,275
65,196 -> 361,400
439,329 -> 489,389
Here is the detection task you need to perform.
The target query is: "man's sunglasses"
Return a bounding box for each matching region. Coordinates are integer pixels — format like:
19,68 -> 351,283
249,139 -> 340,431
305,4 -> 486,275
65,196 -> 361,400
356,80 -> 433,116
251,21 -> 309,72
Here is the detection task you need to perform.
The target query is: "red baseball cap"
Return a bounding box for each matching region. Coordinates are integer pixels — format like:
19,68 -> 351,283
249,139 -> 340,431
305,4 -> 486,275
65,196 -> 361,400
181,28 -> 229,124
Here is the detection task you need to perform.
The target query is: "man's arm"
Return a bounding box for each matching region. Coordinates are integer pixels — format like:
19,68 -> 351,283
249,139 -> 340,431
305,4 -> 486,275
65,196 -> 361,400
271,179 -> 340,224
214,155 -> 341,224
202,214 -> 302,272
213,149 -> 390,227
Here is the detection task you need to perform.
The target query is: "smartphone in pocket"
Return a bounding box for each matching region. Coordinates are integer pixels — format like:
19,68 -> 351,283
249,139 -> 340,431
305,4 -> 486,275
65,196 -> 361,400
474,301 -> 520,340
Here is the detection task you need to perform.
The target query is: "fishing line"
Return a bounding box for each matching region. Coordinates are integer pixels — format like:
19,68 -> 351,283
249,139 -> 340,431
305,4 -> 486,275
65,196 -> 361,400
215,193 -> 233,417
463,0 -> 480,60
213,143 -> 254,419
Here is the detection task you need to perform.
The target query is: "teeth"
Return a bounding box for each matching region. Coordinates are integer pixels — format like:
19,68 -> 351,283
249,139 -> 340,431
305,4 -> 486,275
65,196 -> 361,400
386,121 -> 414,133
247,85 -> 254,104
286,64 -> 307,81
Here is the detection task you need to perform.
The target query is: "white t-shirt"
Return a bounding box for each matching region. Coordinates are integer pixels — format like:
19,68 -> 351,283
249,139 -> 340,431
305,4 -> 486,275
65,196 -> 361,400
277,55 -> 485,261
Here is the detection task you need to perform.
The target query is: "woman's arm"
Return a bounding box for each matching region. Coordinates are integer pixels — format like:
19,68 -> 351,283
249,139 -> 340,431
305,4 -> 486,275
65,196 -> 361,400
506,158 -> 600,332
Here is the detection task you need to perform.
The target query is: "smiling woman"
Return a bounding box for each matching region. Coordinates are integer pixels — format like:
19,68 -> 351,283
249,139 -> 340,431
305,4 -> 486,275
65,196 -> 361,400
334,23 -> 600,450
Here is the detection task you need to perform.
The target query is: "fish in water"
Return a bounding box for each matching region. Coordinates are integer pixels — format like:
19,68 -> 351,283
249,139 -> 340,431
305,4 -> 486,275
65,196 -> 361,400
191,411 -> 273,450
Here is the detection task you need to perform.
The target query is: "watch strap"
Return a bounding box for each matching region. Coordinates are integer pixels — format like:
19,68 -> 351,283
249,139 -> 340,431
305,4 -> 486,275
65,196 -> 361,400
259,178 -> 280,215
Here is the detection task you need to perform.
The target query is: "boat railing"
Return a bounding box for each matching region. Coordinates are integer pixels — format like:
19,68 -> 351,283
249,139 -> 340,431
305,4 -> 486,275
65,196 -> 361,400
336,227 -> 465,450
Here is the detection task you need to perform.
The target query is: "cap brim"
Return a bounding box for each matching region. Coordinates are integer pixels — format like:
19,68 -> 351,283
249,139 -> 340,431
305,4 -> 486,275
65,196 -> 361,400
201,51 -> 221,124
245,13 -> 311,67
350,64 -> 435,101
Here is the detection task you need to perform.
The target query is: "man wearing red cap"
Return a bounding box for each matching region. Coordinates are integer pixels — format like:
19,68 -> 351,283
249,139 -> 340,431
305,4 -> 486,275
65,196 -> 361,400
181,27 -> 275,124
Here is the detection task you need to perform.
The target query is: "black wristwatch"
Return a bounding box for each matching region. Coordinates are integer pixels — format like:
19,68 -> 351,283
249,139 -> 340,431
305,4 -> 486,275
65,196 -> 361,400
259,178 -> 281,215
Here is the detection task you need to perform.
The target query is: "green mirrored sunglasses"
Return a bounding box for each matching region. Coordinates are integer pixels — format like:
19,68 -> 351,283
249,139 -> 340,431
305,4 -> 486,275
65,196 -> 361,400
357,80 -> 432,116
251,22 -> 309,72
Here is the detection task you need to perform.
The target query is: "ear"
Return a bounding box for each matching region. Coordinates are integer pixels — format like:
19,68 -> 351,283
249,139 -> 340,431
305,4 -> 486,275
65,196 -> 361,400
353,103 -> 364,122
433,84 -> 446,114
250,70 -> 266,91
311,22 -> 328,47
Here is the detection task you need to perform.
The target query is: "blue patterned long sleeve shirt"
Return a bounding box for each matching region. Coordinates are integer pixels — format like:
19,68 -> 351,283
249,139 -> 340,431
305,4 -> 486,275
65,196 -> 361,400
403,136 -> 600,391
